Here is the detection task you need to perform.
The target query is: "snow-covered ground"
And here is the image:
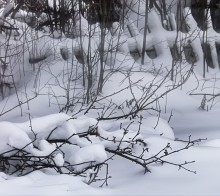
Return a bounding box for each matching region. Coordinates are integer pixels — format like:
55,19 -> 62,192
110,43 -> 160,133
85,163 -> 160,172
0,112 -> 220,196
0,63 -> 220,196
1,1 -> 220,195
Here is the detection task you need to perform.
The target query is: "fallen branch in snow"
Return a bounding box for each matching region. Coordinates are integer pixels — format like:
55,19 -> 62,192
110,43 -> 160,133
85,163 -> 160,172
190,92 -> 220,110
0,114 -> 203,186
175,136 -> 207,144
190,92 -> 220,101
106,135 -> 200,174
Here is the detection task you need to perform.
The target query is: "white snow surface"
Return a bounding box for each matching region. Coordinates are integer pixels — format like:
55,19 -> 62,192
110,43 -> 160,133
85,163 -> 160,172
143,116 -> 175,140
69,144 -> 107,172
0,121 -> 33,154
0,1 -> 220,196
53,153 -> 65,167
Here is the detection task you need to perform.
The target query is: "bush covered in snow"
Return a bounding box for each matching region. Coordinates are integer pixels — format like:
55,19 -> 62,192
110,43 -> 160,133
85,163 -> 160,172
0,113 -> 202,185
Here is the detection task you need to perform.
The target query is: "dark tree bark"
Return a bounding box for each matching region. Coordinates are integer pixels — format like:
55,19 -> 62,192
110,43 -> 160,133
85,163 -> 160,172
82,0 -> 122,27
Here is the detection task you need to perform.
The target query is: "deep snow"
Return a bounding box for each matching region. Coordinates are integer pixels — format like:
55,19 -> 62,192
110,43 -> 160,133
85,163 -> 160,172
0,1 -> 220,196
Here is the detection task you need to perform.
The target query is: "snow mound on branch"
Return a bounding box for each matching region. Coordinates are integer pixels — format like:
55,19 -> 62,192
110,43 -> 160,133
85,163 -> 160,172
143,117 -> 175,140
0,118 -> 73,157
0,114 -> 101,157
38,139 -> 56,152
71,116 -> 98,134
30,139 -> 57,156
0,114 -> 110,173
15,113 -> 72,134
15,113 -> 81,146
0,122 -> 33,154
53,153 -> 65,167
69,144 -> 107,172
59,144 -> 80,163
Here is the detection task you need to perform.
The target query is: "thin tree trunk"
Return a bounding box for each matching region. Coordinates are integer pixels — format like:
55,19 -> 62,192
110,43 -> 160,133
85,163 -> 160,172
141,0 -> 149,65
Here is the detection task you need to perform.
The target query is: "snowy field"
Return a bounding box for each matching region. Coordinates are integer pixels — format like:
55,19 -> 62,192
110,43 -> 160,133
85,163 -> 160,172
0,0 -> 220,196
0,77 -> 220,196
0,62 -> 220,196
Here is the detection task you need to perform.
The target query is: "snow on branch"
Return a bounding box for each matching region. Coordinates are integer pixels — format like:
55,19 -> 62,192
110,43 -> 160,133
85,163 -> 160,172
127,4 -> 220,74
0,113 -> 202,185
